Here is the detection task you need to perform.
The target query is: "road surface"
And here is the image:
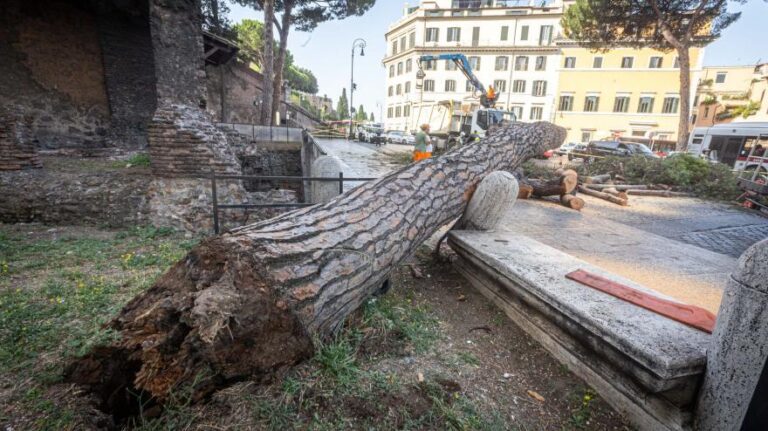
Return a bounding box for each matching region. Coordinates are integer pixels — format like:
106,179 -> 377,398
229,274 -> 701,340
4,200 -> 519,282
315,138 -> 410,190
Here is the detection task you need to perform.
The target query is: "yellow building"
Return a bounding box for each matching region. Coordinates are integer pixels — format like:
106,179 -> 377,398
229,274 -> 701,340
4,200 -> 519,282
693,63 -> 768,126
552,44 -> 703,146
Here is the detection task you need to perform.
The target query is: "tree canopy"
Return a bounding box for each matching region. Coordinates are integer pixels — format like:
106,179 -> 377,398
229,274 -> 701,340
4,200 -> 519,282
562,0 -> 742,51
561,0 -> 747,150
232,19 -> 319,94
336,88 -> 349,120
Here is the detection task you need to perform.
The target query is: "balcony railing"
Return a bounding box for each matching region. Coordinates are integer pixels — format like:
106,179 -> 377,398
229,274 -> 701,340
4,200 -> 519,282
450,0 -> 556,8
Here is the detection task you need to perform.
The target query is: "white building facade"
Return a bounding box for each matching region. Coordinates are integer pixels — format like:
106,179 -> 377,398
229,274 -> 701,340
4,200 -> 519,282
383,0 -> 567,132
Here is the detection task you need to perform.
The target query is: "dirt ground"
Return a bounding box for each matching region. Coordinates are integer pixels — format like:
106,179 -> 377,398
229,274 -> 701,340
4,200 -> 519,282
0,224 -> 630,430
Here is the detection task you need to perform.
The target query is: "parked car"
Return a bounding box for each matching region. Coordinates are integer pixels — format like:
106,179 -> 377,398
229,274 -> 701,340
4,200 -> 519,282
386,130 -> 405,144
577,140 -> 659,161
359,125 -> 385,145
556,142 -> 579,156
401,133 -> 416,145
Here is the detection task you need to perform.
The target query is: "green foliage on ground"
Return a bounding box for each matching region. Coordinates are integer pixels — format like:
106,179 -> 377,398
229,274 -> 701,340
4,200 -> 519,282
576,154 -> 742,200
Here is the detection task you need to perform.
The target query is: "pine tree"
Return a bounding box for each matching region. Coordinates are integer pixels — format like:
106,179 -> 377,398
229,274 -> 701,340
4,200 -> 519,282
336,88 -> 349,120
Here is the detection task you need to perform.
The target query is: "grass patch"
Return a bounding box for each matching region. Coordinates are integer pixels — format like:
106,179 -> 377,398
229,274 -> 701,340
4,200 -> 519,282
112,153 -> 151,168
0,224 -> 200,430
383,150 -> 414,166
569,388 -> 597,429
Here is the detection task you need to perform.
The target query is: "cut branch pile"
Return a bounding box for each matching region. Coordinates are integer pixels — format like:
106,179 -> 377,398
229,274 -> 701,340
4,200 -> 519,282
516,168 -> 585,211
64,121 -> 566,415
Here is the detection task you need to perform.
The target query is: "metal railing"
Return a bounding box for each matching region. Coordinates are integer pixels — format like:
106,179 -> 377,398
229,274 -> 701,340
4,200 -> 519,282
216,122 -> 303,144
211,171 -> 376,234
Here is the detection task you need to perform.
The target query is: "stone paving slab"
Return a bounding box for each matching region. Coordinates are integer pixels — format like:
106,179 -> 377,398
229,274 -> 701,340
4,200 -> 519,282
499,198 -> 740,313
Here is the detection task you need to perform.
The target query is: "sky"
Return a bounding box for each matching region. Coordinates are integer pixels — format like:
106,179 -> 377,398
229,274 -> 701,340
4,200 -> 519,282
227,1 -> 768,120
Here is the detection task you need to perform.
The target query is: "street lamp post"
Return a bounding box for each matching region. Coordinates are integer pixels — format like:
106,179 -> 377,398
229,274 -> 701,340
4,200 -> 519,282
349,38 -> 367,139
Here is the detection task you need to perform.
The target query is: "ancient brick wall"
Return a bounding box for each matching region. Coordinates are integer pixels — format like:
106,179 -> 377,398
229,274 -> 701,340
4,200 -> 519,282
0,0 -> 111,152
147,105 -> 241,177
98,7 -> 157,149
206,62 -> 264,124
0,107 -> 41,171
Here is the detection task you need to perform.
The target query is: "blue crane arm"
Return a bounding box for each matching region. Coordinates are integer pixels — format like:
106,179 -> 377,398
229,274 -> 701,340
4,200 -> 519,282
418,54 -> 486,94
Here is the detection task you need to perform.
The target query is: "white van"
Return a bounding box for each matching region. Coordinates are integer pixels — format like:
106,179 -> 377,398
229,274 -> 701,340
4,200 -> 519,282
688,122 -> 768,175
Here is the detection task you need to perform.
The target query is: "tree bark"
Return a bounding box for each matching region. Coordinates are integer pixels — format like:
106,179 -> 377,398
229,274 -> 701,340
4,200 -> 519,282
676,46 -> 692,152
260,0 -> 275,125
66,122 -> 566,411
527,170 -> 578,197
560,194 -> 585,210
271,3 -> 293,125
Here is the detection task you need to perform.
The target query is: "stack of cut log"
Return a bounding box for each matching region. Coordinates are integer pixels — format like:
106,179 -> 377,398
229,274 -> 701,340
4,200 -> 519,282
517,168 -> 585,211
577,176 -> 695,206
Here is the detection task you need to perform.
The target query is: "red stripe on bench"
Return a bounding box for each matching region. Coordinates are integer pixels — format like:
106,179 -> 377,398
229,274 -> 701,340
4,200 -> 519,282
565,269 -> 717,334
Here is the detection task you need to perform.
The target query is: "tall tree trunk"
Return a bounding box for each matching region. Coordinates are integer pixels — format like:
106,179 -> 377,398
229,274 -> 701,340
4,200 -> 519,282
260,0 -> 275,125
676,46 -> 692,152
65,122 -> 566,413
272,4 -> 293,126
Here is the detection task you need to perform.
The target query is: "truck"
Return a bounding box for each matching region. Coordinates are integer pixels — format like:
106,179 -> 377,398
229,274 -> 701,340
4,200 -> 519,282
415,54 -> 516,149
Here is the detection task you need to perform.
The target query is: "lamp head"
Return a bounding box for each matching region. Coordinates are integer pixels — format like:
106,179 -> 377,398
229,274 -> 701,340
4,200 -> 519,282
360,47 -> 365,56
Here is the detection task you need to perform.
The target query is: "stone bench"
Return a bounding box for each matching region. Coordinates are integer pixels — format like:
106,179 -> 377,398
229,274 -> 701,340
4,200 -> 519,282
448,230 -> 710,431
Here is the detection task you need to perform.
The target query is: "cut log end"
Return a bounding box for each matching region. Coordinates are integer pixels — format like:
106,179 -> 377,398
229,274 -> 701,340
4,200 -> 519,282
561,194 -> 585,211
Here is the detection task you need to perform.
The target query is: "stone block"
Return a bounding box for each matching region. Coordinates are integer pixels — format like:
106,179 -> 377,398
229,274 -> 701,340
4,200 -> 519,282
310,156 -> 343,204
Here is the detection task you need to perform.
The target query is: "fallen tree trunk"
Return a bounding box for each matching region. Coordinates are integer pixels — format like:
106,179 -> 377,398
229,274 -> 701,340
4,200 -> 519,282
601,187 -> 629,200
582,174 -> 612,184
66,122 -> 566,413
578,185 -> 628,206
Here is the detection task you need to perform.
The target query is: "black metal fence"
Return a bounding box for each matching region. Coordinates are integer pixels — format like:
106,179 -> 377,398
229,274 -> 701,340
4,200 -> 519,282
211,171 -> 376,234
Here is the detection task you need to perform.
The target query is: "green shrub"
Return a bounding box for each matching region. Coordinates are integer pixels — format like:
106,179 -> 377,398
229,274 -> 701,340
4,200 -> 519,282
580,154 -> 741,200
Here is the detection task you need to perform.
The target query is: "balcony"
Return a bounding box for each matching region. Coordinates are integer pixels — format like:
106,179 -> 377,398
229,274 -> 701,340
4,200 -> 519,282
449,0 -> 558,8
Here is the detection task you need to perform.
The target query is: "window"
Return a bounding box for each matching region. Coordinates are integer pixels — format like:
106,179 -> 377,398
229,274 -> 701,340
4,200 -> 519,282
559,95 -> 574,111
472,27 -> 480,47
423,79 -> 435,92
445,79 -> 456,92
422,59 -> 437,70
400,37 -> 406,52
716,72 -> 727,83
638,96 -> 654,113
469,56 -> 481,71
530,106 -> 543,120
387,107 -> 393,118
447,27 -> 461,42
674,57 -> 680,68
539,25 -> 553,45
584,96 -> 600,112
397,62 -> 403,75
406,59 -> 412,73
593,57 -> 603,68
532,80 -> 547,96
512,80 -> 526,93
581,131 -> 593,143
564,57 -> 576,68
405,82 -> 411,93
426,28 -> 439,42
613,96 -> 630,112
649,56 -> 663,68
388,86 -> 394,97
495,56 -> 509,71
446,60 -> 457,71
389,65 -> 395,77
404,105 -> 410,117
520,25 -> 529,41
392,41 -> 398,55
511,106 -> 523,119
396,84 -> 402,95
493,80 -> 507,93
621,57 -> 634,68
535,56 -> 547,71
395,106 -> 401,117
515,56 -> 529,71
662,96 -> 679,114
409,32 -> 416,48
501,25 -> 509,41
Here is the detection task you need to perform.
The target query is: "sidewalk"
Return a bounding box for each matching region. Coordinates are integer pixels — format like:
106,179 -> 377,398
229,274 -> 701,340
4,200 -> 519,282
498,197 -> 743,313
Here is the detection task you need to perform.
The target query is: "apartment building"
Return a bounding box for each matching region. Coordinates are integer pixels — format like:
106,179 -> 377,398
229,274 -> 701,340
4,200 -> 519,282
553,45 -> 704,143
692,63 -> 768,127
383,0 -> 566,132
